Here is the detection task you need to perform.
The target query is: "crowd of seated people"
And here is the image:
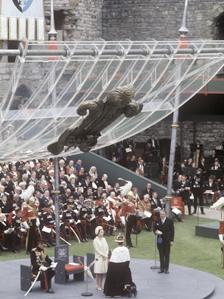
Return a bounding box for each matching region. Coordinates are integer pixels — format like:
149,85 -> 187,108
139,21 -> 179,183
172,157 -> 224,215
105,139 -> 224,215
1,140 -> 224,253
0,158 -> 164,254
104,138 -> 166,180
107,139 -> 223,175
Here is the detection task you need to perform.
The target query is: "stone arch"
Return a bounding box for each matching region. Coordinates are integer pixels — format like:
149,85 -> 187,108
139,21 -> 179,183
210,5 -> 224,39
54,10 -> 66,30
11,84 -> 32,110
213,12 -> 224,39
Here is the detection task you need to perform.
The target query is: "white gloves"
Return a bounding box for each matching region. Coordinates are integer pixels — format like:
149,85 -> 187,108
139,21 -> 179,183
50,262 -> 58,269
155,229 -> 162,235
4,227 -> 14,234
219,234 -> 224,245
39,265 -> 48,271
22,221 -> 30,230
36,218 -> 40,227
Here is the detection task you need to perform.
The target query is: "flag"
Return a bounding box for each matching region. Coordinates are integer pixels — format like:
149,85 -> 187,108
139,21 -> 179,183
0,0 -> 45,40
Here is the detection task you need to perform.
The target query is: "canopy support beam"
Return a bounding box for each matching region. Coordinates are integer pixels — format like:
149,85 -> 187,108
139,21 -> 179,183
1,47 -> 224,58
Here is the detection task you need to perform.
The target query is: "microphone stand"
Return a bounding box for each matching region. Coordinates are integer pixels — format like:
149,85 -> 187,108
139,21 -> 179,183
150,233 -> 160,270
81,275 -> 93,297
81,261 -> 94,297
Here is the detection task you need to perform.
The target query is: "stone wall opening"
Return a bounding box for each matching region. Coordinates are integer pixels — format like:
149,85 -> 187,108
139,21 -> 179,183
54,10 -> 66,30
214,12 -> 224,39
45,9 -> 66,40
8,41 -> 19,63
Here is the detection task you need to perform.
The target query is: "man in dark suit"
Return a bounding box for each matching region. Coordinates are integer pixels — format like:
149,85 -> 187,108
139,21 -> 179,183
191,175 -> 205,215
154,210 -> 174,274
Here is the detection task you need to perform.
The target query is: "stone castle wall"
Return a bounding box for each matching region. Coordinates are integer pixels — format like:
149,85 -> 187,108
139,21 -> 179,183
44,0 -> 104,40
102,0 -> 224,40
134,119 -> 224,159
43,0 -> 224,41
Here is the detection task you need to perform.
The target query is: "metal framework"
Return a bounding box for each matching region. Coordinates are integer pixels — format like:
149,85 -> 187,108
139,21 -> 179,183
0,40 -> 224,162
2,42 -> 224,58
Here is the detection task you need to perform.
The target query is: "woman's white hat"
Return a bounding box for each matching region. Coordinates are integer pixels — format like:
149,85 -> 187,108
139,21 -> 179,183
95,225 -> 103,236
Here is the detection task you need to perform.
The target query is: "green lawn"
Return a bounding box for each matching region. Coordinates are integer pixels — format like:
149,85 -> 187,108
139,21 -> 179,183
1,216 -> 223,279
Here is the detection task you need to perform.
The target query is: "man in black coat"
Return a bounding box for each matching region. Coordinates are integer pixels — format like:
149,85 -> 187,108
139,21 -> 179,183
154,210 -> 174,274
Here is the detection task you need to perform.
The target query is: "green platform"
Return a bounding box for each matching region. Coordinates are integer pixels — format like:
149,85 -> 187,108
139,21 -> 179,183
195,222 -> 219,239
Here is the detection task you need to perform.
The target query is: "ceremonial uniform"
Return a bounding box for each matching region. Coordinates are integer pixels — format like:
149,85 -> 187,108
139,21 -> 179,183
21,198 -> 40,253
95,203 -> 115,235
191,176 -> 204,214
203,178 -> 218,205
138,198 -> 152,231
40,208 -> 55,247
61,205 -> 83,242
177,176 -> 192,215
80,205 -> 96,239
0,212 -> 8,251
4,210 -> 21,252
30,244 -> 55,293
218,179 -> 224,196
121,199 -> 136,248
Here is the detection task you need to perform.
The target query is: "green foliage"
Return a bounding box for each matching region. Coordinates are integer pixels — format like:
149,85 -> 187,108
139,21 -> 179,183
1,216 -> 223,278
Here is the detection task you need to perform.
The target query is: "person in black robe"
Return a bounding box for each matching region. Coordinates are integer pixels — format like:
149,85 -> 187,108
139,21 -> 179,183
104,233 -> 134,297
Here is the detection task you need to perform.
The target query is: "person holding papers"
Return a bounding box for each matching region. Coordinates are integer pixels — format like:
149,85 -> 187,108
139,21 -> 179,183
150,191 -> 163,225
137,194 -> 152,231
153,210 -> 174,274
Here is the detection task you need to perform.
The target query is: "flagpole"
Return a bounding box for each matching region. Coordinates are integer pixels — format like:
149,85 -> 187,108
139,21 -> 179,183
47,0 -> 60,250
165,0 -> 189,215
48,0 -> 57,40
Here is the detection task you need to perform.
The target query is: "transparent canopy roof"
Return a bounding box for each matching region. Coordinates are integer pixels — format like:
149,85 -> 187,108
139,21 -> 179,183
0,40 -> 224,162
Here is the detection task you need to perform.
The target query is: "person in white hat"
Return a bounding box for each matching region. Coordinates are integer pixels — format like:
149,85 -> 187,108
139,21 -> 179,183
93,226 -> 109,291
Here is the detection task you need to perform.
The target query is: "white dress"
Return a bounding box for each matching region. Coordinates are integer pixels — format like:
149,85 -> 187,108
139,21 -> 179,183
93,236 -> 109,274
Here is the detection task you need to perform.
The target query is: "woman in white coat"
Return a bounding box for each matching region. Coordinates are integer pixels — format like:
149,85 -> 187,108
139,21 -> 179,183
93,226 -> 109,290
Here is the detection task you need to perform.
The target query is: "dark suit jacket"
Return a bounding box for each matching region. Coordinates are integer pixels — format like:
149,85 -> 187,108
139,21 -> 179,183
154,217 -> 174,244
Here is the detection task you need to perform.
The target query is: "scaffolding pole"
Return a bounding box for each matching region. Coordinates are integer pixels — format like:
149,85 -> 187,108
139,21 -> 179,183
0,47 -> 224,58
